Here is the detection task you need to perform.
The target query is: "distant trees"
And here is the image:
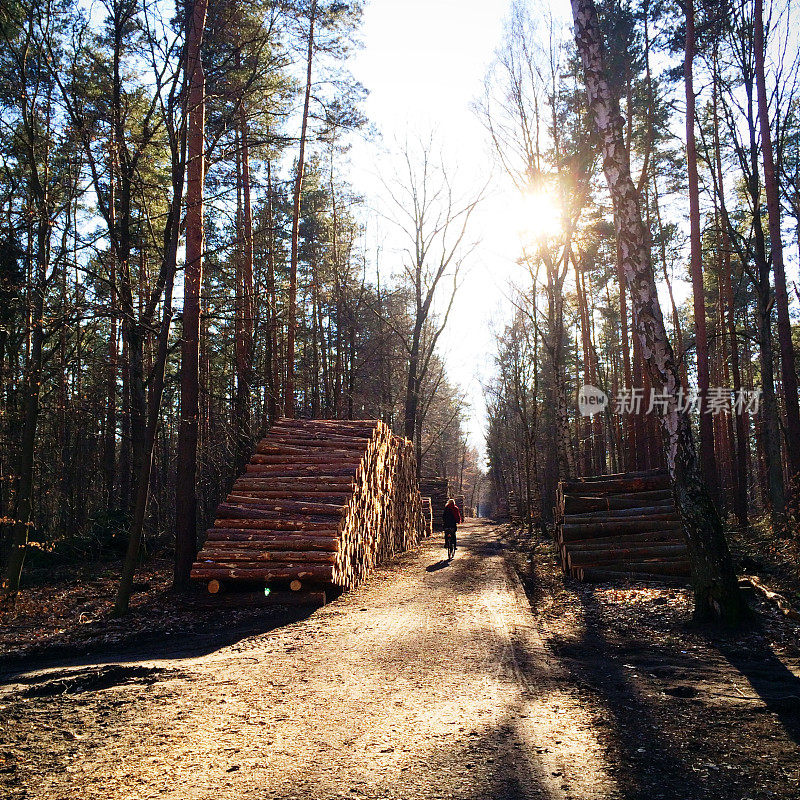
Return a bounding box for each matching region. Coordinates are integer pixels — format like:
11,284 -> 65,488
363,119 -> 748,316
380,139 -> 481,470
0,0 -> 476,606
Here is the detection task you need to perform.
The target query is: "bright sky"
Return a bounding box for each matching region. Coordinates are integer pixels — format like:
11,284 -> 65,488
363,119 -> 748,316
346,0 -> 800,466
350,0 -> 529,460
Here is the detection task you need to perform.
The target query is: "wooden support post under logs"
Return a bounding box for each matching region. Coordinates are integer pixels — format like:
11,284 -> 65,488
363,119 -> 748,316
555,469 -> 690,584
191,419 -> 425,597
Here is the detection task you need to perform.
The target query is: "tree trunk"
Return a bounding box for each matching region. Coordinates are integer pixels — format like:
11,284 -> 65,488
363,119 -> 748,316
285,0 -> 318,418
265,160 -> 279,425
685,0 -> 718,502
174,0 -> 209,590
570,0 -> 745,625
114,212 -> 181,614
0,210 -> 48,601
743,62 -> 785,522
235,102 -> 254,473
404,321 -> 423,442
104,284 -> 118,508
712,59 -> 748,528
755,0 -> 800,483
615,236 -> 636,471
119,336 -> 131,511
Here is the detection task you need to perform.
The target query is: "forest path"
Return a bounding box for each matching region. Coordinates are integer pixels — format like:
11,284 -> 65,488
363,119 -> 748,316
1,520 -> 619,800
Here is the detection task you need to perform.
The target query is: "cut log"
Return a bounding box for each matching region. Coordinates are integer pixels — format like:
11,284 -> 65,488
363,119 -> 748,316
233,477 -> 355,488
562,490 -> 673,514
560,472 -> 670,495
216,503 -> 341,521
562,531 -> 685,550
419,477 -> 449,529
555,469 -> 689,583
191,419 -> 424,591
567,544 -> 689,568
250,454 -> 363,465
740,575 -> 800,620
212,518 -> 338,531
198,549 -> 338,563
223,498 -> 346,516
229,490 -> 353,502
561,519 -> 682,542
564,507 -> 679,522
192,565 -> 335,582
576,568 -> 690,585
243,465 -> 359,477
207,579 -> 223,595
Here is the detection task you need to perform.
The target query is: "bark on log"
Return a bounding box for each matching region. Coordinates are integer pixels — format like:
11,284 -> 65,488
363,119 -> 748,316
564,505 -> 677,521
562,531 -> 685,549
192,565 -> 334,581
562,491 -> 672,514
561,519 -> 682,541
568,545 -> 689,568
205,533 -> 340,550
561,510 -> 678,524
198,550 -> 338,563
560,474 -> 670,495
576,568 -> 690,585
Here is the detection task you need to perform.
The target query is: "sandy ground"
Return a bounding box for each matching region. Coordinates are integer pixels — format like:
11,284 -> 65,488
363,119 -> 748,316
1,520 -> 799,800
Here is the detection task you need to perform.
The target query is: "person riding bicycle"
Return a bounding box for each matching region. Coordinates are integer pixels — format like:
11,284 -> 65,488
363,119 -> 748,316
443,498 -> 462,560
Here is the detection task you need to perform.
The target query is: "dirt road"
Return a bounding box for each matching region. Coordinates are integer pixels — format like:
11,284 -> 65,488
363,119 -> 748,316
2,519 -> 800,800
1,521 -> 621,800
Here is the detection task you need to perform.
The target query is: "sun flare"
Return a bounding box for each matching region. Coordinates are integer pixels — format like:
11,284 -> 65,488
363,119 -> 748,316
512,188 -> 564,243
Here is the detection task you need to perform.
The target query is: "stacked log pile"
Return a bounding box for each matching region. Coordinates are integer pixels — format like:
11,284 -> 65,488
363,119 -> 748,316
419,477 -> 449,529
421,497 -> 433,537
555,470 -> 690,583
191,419 -> 425,592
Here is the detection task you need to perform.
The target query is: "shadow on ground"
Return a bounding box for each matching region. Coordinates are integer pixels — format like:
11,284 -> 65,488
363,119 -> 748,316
710,622 -> 800,746
552,588 -> 708,800
0,600 -> 319,681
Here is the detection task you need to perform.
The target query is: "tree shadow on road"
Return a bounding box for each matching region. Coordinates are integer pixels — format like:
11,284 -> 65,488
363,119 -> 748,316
0,600 -> 320,680
544,587 -> 710,800
706,619 -> 800,746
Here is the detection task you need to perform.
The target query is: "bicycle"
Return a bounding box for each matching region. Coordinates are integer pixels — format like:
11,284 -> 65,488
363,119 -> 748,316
444,527 -> 457,561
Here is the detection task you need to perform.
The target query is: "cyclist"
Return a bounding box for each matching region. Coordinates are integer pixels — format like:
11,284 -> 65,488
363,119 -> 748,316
443,498 -> 462,560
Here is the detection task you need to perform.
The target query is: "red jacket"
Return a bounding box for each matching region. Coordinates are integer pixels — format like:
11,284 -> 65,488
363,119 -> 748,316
443,503 -> 461,527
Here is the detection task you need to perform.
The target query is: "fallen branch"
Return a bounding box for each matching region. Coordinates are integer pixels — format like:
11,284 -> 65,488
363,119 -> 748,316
740,575 -> 800,621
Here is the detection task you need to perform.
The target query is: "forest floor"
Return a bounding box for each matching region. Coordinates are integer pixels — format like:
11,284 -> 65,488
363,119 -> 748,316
1,519 -> 800,800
